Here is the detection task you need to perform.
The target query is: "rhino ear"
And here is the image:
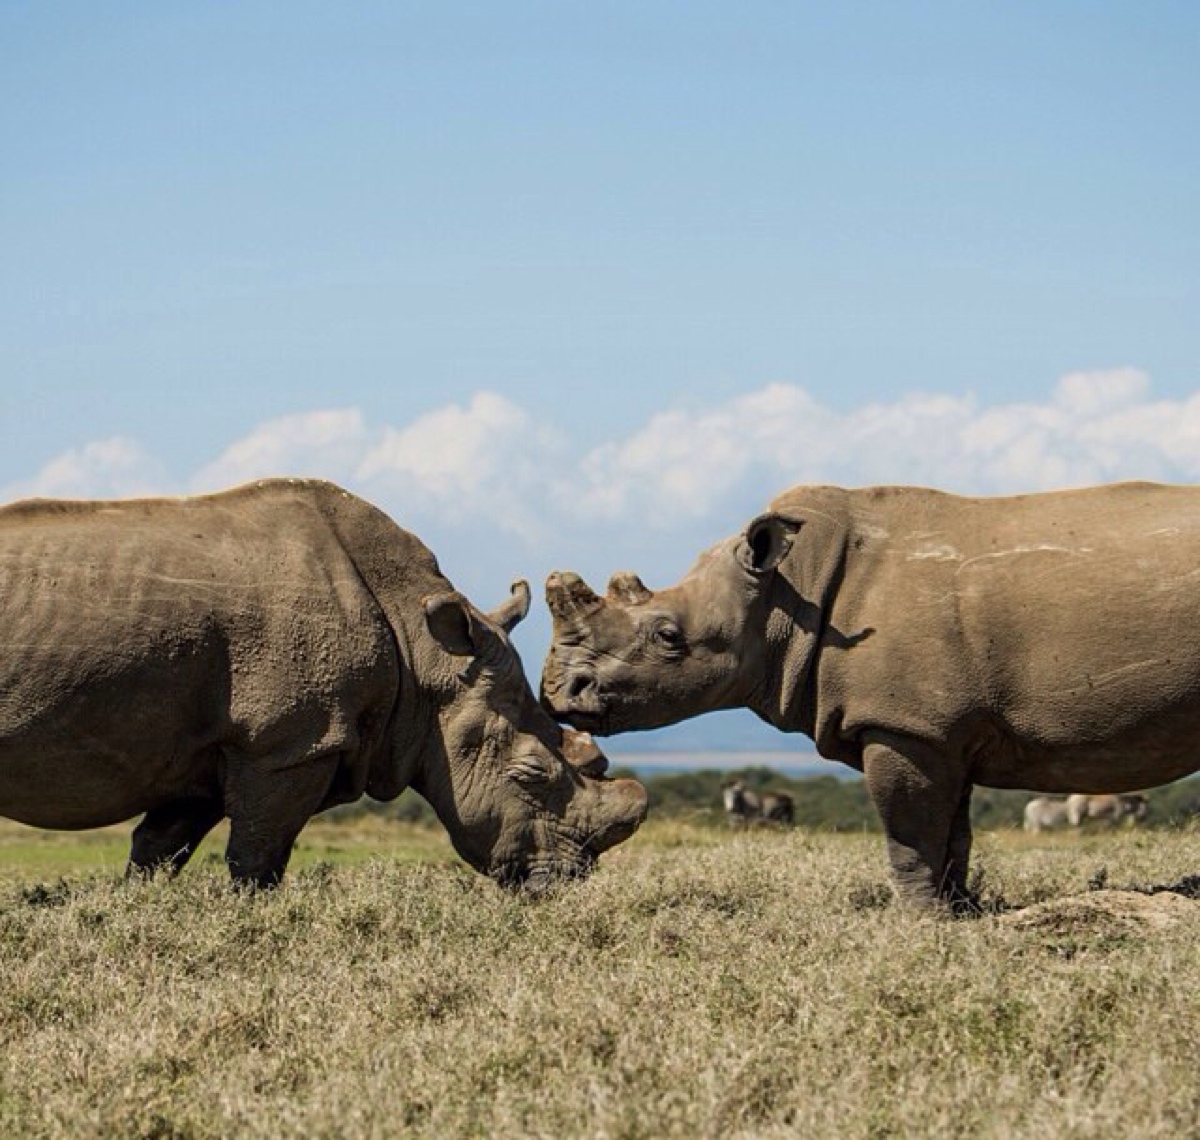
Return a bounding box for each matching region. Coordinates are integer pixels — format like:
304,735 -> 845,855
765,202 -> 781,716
738,514 -> 802,576
424,592 -> 484,657
487,580 -> 531,633
606,571 -> 652,606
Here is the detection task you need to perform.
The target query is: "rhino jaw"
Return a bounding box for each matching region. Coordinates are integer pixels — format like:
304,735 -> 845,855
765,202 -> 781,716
492,858 -> 595,894
490,775 -> 648,893
585,775 -> 649,853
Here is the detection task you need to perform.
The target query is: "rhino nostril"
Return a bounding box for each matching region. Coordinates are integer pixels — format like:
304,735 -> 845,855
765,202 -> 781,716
568,674 -> 596,700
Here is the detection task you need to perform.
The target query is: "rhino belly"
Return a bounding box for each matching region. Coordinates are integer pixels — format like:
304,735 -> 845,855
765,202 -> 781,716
0,640 -> 229,830
975,697 -> 1200,794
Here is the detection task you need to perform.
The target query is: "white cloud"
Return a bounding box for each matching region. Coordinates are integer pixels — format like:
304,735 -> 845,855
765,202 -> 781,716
1,437 -> 169,502
571,385 -> 840,524
190,408 -> 369,492
1054,367 -> 1149,417
5,369 -> 1198,591
357,392 -> 567,544
568,368 -> 1200,528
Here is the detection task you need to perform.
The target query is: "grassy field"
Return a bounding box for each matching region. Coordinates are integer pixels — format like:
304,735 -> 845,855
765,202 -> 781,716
0,815 -> 455,883
3,817 -> 1200,1138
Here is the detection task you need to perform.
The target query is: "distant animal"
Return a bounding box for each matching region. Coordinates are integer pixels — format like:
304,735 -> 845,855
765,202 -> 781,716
0,479 -> 647,890
1067,793 -> 1148,828
543,481 -> 1200,910
1023,797 -> 1071,833
722,779 -> 795,828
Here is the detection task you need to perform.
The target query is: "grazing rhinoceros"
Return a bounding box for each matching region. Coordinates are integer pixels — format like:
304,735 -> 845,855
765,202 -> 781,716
1066,793 -> 1148,828
722,779 -> 795,828
1022,797 -> 1071,833
542,481 -> 1200,910
0,479 -> 646,889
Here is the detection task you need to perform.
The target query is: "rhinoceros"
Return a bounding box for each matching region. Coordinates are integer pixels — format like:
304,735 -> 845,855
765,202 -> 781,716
1022,797 -> 1071,833
542,481 -> 1200,909
0,479 -> 646,889
1066,793 -> 1148,828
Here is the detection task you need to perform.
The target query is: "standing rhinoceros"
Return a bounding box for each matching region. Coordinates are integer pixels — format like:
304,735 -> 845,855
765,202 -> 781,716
1022,797 -> 1071,833
1066,793 -> 1148,828
541,481 -> 1200,910
0,479 -> 646,889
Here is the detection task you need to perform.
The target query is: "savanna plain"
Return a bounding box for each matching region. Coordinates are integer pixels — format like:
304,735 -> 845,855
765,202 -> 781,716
3,812 -> 1200,1139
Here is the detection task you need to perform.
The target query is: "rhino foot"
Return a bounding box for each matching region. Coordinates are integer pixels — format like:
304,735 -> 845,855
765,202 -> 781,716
127,798 -> 224,878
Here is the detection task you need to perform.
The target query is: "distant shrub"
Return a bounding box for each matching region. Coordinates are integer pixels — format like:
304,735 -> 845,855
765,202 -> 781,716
318,766 -> 1200,833
323,789 -> 437,825
629,767 -> 1200,832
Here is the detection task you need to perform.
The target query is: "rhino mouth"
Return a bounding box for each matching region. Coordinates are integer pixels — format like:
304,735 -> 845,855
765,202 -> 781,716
491,855 -> 597,895
559,707 -> 609,735
545,696 -> 611,737
542,670 -> 610,734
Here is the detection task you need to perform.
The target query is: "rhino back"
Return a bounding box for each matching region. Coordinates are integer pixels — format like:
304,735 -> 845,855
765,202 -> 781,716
0,482 -> 399,827
792,483 -> 1200,788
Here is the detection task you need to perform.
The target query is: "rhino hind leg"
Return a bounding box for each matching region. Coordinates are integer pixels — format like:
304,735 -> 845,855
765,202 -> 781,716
222,753 -> 341,889
127,798 -> 225,878
864,737 -> 971,914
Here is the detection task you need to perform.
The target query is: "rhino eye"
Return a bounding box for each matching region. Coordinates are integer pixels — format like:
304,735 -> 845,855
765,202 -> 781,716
508,755 -> 555,786
651,623 -> 686,651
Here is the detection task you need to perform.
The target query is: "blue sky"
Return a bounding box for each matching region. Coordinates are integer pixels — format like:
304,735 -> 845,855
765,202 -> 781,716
3,3 -> 1198,753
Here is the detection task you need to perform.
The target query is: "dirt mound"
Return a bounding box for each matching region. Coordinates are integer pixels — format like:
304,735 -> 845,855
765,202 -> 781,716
1003,889 -> 1198,936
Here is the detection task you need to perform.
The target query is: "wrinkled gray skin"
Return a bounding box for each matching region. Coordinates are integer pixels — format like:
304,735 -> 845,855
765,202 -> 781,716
542,482 -> 1200,911
0,479 -> 646,889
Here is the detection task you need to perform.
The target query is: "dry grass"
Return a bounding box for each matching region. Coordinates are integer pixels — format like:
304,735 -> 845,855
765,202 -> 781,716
0,815 -> 456,883
3,820 -> 1200,1138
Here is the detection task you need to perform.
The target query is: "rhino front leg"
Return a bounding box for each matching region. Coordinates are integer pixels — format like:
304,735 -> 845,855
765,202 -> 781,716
127,798 -> 225,878
943,783 -> 977,913
863,735 -> 968,912
222,754 -> 340,889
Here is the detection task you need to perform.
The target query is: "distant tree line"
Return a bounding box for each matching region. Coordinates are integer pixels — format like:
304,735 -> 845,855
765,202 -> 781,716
327,766 -> 1200,831
630,766 -> 1200,830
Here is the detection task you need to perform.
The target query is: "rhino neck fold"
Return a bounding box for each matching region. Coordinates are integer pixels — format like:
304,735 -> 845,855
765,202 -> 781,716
749,601 -> 823,741
313,487 -> 451,803
400,704 -> 499,876
747,493 -> 850,746
364,634 -> 430,802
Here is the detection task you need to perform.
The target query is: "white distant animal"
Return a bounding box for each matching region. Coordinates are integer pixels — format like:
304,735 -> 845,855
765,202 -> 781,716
1023,797 -> 1071,833
722,779 -> 795,828
1066,793 -> 1148,828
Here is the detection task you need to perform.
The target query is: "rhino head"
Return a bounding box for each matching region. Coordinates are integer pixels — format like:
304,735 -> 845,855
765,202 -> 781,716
416,580 -> 648,889
541,515 -> 801,735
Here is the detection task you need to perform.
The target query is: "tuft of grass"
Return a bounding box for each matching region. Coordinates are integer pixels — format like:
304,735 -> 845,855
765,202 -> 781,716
1,820 -> 1199,1136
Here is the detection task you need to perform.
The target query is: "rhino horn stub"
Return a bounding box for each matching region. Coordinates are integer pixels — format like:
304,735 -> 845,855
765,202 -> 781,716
488,579 -> 531,633
561,729 -> 609,777
545,571 -> 605,625
606,571 -> 652,606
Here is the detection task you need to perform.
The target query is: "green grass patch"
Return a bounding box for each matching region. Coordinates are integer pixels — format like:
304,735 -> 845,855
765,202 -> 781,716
0,816 -> 458,883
